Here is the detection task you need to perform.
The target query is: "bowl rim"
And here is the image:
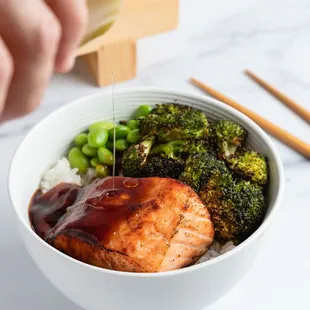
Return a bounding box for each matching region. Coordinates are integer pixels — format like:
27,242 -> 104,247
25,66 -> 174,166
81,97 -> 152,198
8,86 -> 284,278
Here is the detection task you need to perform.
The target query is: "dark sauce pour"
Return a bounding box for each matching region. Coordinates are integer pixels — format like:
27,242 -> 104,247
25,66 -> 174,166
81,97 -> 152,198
29,177 -> 149,245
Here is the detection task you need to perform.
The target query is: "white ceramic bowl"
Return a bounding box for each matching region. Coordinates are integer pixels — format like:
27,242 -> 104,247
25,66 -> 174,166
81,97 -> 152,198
8,88 -> 284,310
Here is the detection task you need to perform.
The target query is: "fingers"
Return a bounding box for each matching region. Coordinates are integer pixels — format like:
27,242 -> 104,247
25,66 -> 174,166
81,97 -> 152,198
46,0 -> 88,72
0,36 -> 14,117
0,0 -> 61,122
0,0 -> 88,122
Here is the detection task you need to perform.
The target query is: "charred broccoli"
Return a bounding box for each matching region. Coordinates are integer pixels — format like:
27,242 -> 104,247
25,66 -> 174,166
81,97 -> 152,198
150,140 -> 186,159
141,156 -> 185,179
225,148 -> 268,186
122,136 -> 154,177
182,139 -> 214,155
150,139 -> 213,159
199,172 -> 265,242
151,102 -> 188,115
179,152 -> 228,192
140,103 -> 209,142
114,104 -> 268,246
210,120 -> 247,158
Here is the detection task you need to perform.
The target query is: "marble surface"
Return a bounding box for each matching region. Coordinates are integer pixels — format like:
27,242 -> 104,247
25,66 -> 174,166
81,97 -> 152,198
1,0 -> 309,309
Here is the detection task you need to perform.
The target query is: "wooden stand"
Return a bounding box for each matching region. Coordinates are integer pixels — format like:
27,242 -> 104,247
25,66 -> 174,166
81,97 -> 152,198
77,0 -> 179,86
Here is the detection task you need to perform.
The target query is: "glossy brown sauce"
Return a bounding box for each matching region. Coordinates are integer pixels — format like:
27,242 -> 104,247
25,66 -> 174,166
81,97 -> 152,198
29,177 -> 150,245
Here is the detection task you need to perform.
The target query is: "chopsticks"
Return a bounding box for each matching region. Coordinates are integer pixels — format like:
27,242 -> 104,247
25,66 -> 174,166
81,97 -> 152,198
189,77 -> 310,159
244,69 -> 310,123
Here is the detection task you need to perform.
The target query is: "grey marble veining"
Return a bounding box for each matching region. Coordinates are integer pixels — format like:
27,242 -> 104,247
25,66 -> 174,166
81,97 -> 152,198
0,0 -> 309,309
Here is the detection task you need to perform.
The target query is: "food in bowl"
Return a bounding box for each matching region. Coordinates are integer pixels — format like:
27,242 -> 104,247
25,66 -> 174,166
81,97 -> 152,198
30,176 -> 215,272
29,103 -> 269,273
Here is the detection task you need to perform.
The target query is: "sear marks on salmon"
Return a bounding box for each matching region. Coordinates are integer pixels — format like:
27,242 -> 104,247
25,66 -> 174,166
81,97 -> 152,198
29,176 -> 214,272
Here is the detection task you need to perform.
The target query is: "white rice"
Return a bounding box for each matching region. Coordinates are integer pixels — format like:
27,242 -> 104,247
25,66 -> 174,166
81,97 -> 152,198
81,167 -> 97,186
40,157 -> 97,193
197,241 -> 235,263
39,157 -> 236,260
40,158 -> 82,193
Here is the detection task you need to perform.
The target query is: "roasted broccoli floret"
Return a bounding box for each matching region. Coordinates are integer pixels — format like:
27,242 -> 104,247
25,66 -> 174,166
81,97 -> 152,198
122,136 -> 154,177
151,102 -> 188,115
179,152 -> 228,192
141,156 -> 185,179
150,139 -> 213,159
225,148 -> 268,186
199,172 -> 265,242
184,138 -> 218,156
140,103 -> 209,142
150,140 -> 186,159
210,120 -> 247,158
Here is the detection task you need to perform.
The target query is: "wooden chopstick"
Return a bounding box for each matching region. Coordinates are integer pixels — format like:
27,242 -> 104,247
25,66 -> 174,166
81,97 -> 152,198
190,77 -> 310,159
245,69 -> 310,123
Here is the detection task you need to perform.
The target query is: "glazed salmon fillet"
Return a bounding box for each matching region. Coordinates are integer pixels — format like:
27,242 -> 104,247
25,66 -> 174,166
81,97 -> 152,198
31,177 -> 214,273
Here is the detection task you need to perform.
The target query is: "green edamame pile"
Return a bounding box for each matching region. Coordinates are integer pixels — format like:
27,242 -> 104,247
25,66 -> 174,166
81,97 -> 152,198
67,104 -> 152,177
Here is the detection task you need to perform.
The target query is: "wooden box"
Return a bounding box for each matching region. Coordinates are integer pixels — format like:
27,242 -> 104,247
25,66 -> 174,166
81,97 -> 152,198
77,0 -> 179,86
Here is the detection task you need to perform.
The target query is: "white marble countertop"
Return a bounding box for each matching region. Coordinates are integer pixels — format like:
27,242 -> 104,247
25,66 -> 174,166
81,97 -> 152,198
1,0 -> 309,309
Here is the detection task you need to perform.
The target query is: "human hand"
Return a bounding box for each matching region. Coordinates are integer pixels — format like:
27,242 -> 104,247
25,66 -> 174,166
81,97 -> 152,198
0,0 -> 88,123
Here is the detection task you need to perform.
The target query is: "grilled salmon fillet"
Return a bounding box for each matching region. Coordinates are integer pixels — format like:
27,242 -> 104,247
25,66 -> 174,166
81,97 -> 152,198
30,177 -> 214,273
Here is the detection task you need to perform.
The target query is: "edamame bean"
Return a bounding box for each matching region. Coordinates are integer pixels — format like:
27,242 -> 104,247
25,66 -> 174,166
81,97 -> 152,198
134,105 -> 152,118
105,140 -> 114,151
82,144 -> 98,157
127,119 -> 139,130
68,147 -> 90,173
96,165 -> 110,177
89,121 -> 113,131
127,129 -> 141,144
115,139 -> 129,151
98,147 -> 114,166
108,125 -> 131,139
74,133 -> 88,147
88,128 -> 109,148
90,157 -> 101,167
